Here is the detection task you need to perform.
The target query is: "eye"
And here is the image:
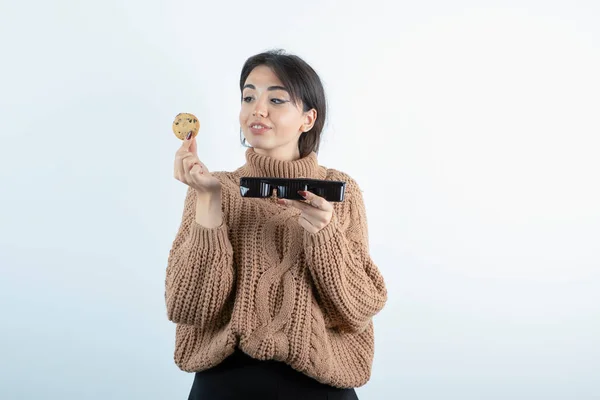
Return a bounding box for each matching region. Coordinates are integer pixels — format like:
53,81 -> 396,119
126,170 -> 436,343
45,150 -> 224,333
271,98 -> 287,105
243,96 -> 253,103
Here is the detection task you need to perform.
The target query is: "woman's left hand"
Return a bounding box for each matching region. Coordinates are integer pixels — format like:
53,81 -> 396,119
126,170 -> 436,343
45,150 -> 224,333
277,190 -> 334,234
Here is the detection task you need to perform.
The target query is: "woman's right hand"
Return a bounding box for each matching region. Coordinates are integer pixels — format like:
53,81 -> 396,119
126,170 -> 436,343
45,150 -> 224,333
174,133 -> 221,195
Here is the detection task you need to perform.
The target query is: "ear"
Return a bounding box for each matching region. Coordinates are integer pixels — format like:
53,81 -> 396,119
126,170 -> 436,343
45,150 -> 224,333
302,109 -> 317,132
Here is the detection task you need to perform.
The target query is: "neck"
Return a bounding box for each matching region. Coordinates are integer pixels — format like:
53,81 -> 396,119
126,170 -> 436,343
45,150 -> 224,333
252,146 -> 301,162
236,147 -> 324,179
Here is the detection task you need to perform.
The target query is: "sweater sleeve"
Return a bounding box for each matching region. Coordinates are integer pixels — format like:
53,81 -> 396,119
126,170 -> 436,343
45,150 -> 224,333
303,176 -> 387,333
165,184 -> 235,328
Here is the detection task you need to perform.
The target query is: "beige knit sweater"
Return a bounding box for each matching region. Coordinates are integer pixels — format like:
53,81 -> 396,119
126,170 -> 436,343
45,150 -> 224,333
165,148 -> 387,388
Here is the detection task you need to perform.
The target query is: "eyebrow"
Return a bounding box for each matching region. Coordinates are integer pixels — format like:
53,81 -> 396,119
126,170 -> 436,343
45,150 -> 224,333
243,84 -> 289,93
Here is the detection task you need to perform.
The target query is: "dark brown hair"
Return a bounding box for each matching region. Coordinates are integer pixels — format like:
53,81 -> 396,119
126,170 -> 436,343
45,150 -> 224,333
239,49 -> 327,157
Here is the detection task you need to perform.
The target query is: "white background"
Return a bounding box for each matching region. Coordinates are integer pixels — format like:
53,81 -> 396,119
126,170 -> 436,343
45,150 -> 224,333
1,0 -> 599,399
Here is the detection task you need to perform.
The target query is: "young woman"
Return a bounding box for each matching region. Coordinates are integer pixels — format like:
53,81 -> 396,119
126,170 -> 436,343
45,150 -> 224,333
166,49 -> 388,400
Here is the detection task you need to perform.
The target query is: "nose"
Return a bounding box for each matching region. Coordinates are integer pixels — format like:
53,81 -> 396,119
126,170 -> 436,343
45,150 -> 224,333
252,96 -> 268,117
253,107 -> 266,117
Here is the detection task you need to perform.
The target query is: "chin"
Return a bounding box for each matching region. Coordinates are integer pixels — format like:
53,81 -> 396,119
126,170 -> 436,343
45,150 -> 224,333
246,137 -> 274,150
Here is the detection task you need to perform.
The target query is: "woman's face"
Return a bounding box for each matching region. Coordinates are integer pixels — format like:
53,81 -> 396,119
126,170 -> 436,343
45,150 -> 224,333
239,65 -> 316,160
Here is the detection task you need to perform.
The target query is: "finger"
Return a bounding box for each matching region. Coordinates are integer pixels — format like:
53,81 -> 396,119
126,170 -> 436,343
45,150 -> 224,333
298,191 -> 333,211
174,154 -> 189,181
175,152 -> 196,180
190,161 -> 203,173
188,136 -> 197,154
184,159 -> 204,184
175,151 -> 194,167
184,161 -> 195,184
277,198 -> 311,211
189,161 -> 202,173
278,199 -> 330,224
176,139 -> 194,158
177,151 -> 196,163
181,154 -> 201,171
279,198 -> 326,215
180,131 -> 195,150
189,163 -> 203,176
298,215 -> 318,234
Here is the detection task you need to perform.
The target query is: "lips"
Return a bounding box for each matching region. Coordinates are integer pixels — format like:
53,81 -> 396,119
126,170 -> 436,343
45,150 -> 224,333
249,122 -> 270,129
249,122 -> 271,134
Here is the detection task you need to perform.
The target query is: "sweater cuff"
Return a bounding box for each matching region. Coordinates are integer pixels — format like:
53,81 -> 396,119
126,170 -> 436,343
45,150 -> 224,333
304,211 -> 342,248
188,220 -> 233,255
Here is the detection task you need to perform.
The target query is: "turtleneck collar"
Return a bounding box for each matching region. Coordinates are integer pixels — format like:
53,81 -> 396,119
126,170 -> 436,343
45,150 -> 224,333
236,147 -> 324,179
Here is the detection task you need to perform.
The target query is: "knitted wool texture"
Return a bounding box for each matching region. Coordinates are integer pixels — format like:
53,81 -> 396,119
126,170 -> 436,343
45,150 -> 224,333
165,148 -> 387,388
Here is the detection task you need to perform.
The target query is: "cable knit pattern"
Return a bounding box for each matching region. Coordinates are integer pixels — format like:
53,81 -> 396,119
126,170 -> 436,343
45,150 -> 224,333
165,148 -> 387,388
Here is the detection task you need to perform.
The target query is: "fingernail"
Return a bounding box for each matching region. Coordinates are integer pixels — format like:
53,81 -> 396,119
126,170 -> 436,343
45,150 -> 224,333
186,131 -> 193,140
298,190 -> 307,198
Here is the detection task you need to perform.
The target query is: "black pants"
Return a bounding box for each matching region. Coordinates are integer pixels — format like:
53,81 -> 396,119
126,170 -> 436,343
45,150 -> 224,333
188,349 -> 359,400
